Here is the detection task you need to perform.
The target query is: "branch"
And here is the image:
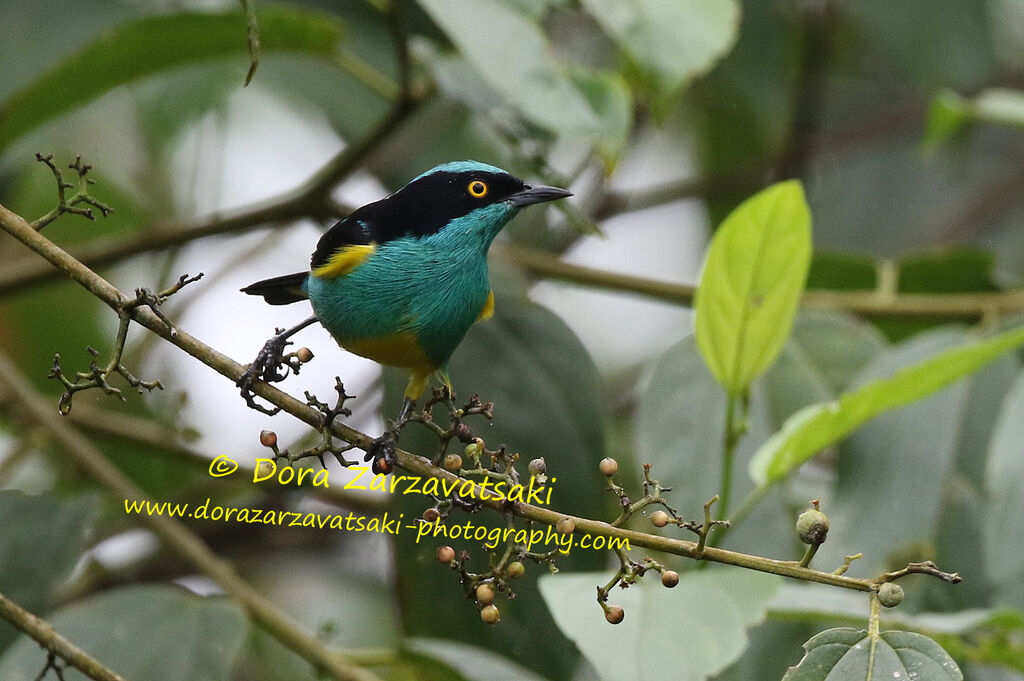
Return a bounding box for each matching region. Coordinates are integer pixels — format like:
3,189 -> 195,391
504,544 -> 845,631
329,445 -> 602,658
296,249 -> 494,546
0,590 -> 127,681
0,90 -> 423,296
0,216 -> 382,681
0,202 -> 959,596
495,244 -> 1024,322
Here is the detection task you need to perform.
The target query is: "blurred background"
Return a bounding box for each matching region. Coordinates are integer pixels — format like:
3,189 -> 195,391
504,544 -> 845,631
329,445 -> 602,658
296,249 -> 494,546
1,0 -> 1023,679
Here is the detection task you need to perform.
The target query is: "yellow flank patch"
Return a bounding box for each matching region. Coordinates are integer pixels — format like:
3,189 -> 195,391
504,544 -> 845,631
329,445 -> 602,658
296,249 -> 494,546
476,289 -> 495,323
311,243 -> 376,279
343,331 -> 435,372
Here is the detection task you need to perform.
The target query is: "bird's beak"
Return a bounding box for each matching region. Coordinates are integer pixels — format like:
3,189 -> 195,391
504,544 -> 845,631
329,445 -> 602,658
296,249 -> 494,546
507,184 -> 573,207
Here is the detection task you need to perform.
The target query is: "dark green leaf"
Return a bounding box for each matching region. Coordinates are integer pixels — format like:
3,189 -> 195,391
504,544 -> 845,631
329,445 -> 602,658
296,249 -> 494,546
0,8 -> 345,153
695,180 -> 813,394
806,252 -> 877,292
0,585 -> 247,681
0,491 -> 99,652
782,628 -> 962,681
404,638 -> 550,681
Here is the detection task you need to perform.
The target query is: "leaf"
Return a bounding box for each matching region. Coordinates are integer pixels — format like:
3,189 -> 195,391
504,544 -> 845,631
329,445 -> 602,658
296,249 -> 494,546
417,0 -> 627,148
984,371 -> 1024,605
538,570 -> 780,681
0,8 -> 346,153
923,88 -> 1024,151
750,324 -> 1024,485
0,491 -> 99,653
0,585 -> 248,681
404,638 -> 551,681
694,180 -> 813,394
386,293 -> 610,681
782,628 -> 962,681
567,68 -> 633,168
581,0 -> 740,101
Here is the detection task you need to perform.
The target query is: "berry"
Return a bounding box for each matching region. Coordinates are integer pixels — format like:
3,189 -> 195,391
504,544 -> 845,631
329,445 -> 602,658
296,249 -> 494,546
599,457 -> 618,476
443,453 -> 463,472
528,458 -> 547,476
296,347 -> 314,363
506,561 -> 525,579
661,570 -> 679,588
878,582 -> 904,608
422,508 -> 440,523
259,430 -> 277,448
372,457 -> 392,475
437,546 -> 456,563
796,509 -> 830,545
256,460 -> 275,478
649,510 -> 671,528
556,517 -> 575,535
605,605 -> 624,625
480,604 -> 500,624
475,583 -> 495,605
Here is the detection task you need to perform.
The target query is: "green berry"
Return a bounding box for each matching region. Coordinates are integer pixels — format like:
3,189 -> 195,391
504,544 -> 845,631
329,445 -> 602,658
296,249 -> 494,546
506,561 -> 525,579
556,517 -> 575,535
796,509 -> 830,545
878,582 -> 904,608
443,453 -> 463,472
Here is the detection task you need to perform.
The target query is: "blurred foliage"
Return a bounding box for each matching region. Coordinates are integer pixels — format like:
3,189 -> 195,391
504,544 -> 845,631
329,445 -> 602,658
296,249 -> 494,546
2,0 -> 1024,680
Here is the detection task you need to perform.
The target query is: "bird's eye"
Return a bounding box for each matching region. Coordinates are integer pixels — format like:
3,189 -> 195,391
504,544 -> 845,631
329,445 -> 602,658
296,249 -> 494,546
467,180 -> 488,198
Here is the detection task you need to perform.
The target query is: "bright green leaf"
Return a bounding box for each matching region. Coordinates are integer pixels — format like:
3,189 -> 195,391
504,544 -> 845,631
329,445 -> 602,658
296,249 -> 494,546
782,628 -> 962,681
417,0 -> 624,146
582,0 -> 740,100
695,180 -> 813,394
924,88 -> 1024,151
0,585 -> 247,681
0,8 -> 345,153
750,324 -> 1024,486
539,570 -> 779,681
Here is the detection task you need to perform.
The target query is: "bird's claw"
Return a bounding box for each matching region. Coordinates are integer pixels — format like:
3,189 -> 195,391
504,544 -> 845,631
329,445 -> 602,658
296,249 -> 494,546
236,331 -> 299,415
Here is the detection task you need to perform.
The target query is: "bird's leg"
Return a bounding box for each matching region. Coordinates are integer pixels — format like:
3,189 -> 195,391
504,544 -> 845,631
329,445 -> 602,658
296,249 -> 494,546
237,315 -> 318,414
366,397 -> 416,474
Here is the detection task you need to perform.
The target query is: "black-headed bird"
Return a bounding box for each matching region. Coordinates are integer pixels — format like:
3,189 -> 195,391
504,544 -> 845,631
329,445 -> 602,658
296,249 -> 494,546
240,160 -> 572,468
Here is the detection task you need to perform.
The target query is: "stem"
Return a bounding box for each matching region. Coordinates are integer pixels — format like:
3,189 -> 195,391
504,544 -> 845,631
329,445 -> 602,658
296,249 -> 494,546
0,202 -> 962,600
719,393 -> 739,521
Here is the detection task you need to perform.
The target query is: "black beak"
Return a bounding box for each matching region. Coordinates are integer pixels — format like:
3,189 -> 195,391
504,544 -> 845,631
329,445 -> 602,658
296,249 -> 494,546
507,184 -> 573,207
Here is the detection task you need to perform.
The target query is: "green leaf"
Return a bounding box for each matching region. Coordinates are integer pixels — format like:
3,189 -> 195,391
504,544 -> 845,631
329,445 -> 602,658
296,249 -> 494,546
0,491 -> 99,652
694,180 -> 813,394
782,628 -> 962,681
0,8 -> 345,153
539,570 -> 780,681
0,585 -> 248,681
417,0 -> 627,148
984,371 -> 1024,606
750,324 -> 1024,486
581,0 -> 740,101
567,68 -> 633,168
923,88 -> 1024,152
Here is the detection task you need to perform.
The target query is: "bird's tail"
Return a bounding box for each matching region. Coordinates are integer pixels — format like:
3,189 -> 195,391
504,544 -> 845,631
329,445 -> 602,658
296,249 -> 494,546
241,272 -> 309,305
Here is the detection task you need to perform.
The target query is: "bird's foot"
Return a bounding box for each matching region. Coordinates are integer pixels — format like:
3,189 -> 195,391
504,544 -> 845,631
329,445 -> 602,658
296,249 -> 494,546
237,316 -> 319,415
365,398 -> 417,474
367,430 -> 398,475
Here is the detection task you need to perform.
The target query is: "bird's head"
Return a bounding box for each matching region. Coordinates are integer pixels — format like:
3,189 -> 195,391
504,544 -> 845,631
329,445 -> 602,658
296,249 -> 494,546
375,160 -> 572,247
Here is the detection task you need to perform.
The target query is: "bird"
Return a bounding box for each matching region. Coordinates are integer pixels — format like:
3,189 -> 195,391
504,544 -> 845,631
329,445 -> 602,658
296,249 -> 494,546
239,160 -> 572,469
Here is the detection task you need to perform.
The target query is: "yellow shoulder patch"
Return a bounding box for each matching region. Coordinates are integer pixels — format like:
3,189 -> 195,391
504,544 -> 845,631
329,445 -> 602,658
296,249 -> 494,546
476,290 -> 495,323
311,243 -> 376,279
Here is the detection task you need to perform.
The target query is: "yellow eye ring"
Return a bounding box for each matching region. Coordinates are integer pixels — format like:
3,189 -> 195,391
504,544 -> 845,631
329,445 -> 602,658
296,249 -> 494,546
468,180 -> 488,198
